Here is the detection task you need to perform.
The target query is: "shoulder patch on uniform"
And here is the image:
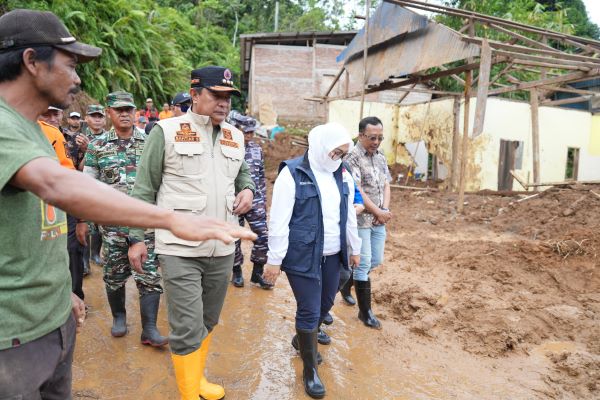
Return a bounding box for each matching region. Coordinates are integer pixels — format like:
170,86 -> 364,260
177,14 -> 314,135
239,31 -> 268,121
222,128 -> 233,140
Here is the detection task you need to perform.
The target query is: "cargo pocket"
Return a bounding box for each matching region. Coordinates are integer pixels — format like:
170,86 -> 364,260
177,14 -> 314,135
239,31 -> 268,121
174,142 -> 204,175
100,166 -> 120,184
220,144 -> 243,177
225,195 -> 239,224
284,227 -> 317,273
156,194 -> 207,247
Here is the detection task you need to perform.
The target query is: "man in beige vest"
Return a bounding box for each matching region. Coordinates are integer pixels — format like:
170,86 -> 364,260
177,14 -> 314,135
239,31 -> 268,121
128,66 -> 254,400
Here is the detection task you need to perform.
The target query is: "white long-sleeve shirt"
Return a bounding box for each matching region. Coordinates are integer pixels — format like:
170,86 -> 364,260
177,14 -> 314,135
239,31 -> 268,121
267,166 -> 361,266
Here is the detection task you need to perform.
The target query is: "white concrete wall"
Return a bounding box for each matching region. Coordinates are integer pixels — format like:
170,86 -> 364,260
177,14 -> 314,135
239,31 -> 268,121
329,97 -> 600,190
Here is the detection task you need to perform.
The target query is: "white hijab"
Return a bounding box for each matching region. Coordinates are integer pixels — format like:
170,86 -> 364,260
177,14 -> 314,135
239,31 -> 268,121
307,122 -> 354,173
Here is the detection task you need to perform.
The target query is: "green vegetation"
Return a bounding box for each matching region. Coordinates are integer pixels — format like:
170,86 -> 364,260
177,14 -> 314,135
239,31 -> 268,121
1,0 -> 598,105
2,0 -> 344,105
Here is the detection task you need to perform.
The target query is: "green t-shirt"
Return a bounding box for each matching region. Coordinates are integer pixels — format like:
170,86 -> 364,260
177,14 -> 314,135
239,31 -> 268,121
0,96 -> 72,350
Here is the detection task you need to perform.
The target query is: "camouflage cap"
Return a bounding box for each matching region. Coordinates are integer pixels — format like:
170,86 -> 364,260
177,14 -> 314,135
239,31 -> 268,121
106,91 -> 136,108
86,104 -> 105,115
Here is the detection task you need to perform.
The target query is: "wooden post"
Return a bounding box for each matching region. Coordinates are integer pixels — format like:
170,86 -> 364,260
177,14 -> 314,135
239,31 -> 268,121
530,88 -> 541,190
457,71 -> 472,212
472,39 -> 491,137
451,97 -> 461,191
359,0 -> 371,119
458,20 -> 475,213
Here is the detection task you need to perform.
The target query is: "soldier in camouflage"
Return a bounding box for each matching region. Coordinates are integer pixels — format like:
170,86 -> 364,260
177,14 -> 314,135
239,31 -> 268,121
228,111 -> 272,290
81,105 -> 106,267
79,91 -> 167,347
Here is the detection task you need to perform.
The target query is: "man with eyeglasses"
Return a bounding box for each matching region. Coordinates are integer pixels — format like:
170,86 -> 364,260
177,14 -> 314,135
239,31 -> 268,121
171,91 -> 192,117
128,66 -> 255,400
344,116 -> 392,330
78,90 -> 168,347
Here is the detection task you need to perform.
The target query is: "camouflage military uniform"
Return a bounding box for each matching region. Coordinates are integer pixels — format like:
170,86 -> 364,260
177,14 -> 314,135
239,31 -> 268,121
83,127 -> 162,295
233,140 -> 268,267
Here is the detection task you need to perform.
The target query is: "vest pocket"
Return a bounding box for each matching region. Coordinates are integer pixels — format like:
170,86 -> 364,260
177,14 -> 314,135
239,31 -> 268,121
225,195 -> 238,224
173,142 -> 204,175
284,227 -> 317,273
156,194 -> 207,247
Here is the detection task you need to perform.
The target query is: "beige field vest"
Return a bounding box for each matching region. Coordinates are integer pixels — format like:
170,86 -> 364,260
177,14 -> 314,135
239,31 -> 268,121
154,111 -> 244,257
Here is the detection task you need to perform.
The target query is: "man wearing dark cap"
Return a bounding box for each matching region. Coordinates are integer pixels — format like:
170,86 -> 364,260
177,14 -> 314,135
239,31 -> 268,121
79,90 -> 168,347
129,66 -> 255,400
0,11 -> 255,399
171,91 -> 192,117
227,111 -> 272,290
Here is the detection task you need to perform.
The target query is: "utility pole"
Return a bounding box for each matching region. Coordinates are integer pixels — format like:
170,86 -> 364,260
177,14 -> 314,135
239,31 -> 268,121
274,1 -> 279,32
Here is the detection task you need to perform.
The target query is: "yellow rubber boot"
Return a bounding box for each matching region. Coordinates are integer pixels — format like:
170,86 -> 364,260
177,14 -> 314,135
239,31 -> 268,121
171,349 -> 202,400
198,332 -> 225,400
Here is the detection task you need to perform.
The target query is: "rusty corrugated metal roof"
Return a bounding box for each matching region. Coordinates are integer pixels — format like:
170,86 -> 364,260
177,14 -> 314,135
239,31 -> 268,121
340,3 -> 480,86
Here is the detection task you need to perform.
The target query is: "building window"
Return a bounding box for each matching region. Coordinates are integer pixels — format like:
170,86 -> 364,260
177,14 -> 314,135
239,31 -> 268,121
565,147 -> 580,180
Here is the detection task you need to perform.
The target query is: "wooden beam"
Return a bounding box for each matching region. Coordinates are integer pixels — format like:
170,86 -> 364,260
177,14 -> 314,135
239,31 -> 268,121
323,66 -> 345,98
486,22 -> 557,52
541,96 -> 592,107
473,39 -> 491,138
489,62 -> 515,86
510,59 -> 586,71
488,70 -> 596,95
542,85 -> 599,96
530,88 -> 541,189
458,21 -> 475,213
439,65 -> 466,85
451,97 -> 461,192
457,72 -> 472,212
385,0 -> 600,48
562,38 -> 600,56
488,49 -> 598,70
396,82 -> 417,104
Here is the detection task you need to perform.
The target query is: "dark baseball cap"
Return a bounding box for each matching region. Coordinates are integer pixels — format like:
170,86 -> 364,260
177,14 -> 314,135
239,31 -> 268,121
190,66 -> 241,96
228,111 -> 257,133
172,91 -> 191,105
0,9 -> 101,63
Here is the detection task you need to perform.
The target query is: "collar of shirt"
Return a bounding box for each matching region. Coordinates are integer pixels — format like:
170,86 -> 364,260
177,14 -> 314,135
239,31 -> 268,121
356,140 -> 379,157
105,127 -> 146,142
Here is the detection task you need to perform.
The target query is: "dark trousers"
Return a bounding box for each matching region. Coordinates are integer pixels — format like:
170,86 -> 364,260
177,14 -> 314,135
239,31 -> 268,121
67,215 -> 85,300
0,314 -> 76,400
286,253 -> 341,330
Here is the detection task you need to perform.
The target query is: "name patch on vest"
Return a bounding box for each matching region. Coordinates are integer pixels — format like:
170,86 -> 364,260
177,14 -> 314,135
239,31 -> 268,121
222,128 -> 233,140
175,123 -> 200,142
220,139 -> 239,148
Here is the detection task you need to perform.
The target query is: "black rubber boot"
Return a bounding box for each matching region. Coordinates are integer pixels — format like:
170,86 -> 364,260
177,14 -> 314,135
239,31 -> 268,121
250,263 -> 274,290
231,264 -> 244,287
82,246 -> 90,277
297,328 -> 326,399
292,334 -> 322,365
106,286 -> 127,337
340,278 -> 356,306
322,312 -> 333,325
317,320 -> 331,345
139,292 -> 168,347
90,230 -> 103,265
355,279 -> 382,330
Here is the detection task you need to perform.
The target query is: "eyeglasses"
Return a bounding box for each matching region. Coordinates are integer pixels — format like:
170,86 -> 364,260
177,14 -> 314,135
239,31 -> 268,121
364,134 -> 384,142
330,149 -> 348,161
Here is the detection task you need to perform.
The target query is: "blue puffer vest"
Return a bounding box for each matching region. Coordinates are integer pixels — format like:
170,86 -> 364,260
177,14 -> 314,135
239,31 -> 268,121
279,152 -> 349,280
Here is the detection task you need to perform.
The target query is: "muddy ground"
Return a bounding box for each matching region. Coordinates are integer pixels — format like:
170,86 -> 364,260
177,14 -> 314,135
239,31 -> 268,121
72,135 -> 599,399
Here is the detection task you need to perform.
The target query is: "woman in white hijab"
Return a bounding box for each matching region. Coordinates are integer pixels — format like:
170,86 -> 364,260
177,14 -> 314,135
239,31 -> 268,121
263,123 -> 361,398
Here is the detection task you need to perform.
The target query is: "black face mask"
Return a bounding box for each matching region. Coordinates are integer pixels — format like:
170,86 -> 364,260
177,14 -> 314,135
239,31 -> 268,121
179,103 -> 191,113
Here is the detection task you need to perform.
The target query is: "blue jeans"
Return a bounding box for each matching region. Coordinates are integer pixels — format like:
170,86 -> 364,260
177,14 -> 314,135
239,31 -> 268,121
286,253 -> 341,330
354,225 -> 386,281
